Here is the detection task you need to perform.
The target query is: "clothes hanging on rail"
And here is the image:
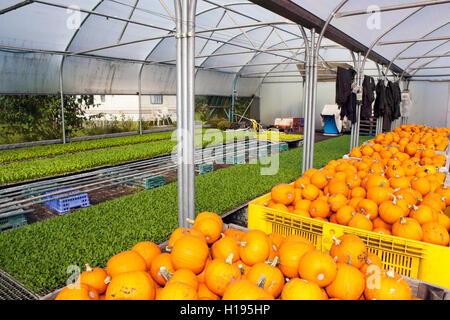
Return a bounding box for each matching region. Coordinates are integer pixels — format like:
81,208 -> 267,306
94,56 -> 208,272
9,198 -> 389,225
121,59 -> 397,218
335,66 -> 357,123
373,79 -> 391,132
361,75 -> 376,120
388,81 -> 402,120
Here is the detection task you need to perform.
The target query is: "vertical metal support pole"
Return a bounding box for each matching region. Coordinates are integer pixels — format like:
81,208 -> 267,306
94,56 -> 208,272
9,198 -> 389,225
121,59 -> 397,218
59,57 -> 66,144
302,28 -> 314,173
175,0 -> 186,228
186,0 -> 197,222
301,31 -> 311,174
309,29 -> 318,170
231,75 -> 238,124
138,66 -> 143,135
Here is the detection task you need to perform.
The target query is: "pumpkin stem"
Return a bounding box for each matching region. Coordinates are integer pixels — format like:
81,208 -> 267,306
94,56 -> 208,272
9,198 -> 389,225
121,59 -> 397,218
399,216 -> 407,224
225,253 -> 234,265
85,264 -> 93,272
158,266 -> 173,281
266,256 -> 279,267
256,275 -> 266,289
186,218 -> 195,224
239,241 -> 247,247
386,268 -> 396,279
237,264 -> 245,276
332,235 -> 342,246
413,205 -> 419,211
104,275 -> 111,285
165,246 -> 173,252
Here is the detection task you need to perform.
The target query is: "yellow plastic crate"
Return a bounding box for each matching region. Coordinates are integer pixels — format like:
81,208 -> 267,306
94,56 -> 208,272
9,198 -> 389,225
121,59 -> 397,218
248,191 -> 450,289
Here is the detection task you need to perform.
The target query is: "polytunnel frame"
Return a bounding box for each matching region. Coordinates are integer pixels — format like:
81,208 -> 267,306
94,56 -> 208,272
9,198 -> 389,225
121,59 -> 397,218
2,0 -> 450,228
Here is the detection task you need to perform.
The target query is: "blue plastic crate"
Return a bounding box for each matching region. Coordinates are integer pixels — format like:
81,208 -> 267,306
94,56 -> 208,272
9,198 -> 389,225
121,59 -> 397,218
43,188 -> 90,215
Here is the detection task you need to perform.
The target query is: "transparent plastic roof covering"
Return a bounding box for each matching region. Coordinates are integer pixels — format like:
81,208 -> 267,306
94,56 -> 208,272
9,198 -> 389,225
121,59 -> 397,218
0,0 -> 448,95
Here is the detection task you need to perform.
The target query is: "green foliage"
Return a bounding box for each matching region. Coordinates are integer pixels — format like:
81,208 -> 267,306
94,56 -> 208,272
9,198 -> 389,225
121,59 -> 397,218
0,131 -> 176,163
217,120 -> 232,131
0,135 -> 372,295
0,95 -> 96,141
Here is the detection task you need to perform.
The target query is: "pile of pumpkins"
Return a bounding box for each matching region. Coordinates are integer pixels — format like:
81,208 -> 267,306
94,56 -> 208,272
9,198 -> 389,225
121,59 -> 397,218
266,124 -> 450,247
55,211 -> 416,300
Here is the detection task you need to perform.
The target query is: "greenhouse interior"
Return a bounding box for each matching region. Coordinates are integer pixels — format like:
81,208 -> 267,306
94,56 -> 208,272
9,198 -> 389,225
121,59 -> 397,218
0,0 -> 449,302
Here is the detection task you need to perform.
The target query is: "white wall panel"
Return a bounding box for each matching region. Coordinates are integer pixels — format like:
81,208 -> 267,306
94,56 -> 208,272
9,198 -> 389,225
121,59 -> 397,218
407,81 -> 450,128
259,80 -> 337,129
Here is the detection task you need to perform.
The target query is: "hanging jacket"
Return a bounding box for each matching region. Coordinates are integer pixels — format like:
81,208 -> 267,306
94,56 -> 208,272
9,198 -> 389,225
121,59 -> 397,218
390,81 -> 402,120
335,66 -> 357,123
373,79 -> 387,119
361,75 -> 376,120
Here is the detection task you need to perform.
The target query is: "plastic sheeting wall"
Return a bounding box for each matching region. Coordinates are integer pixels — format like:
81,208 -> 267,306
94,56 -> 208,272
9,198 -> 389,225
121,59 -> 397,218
259,80 -> 336,129
406,81 -> 450,128
260,79 -> 450,131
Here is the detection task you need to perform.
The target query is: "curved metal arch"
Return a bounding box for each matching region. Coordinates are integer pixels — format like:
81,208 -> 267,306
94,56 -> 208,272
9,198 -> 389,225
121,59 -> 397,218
403,46 -> 450,78
386,22 -> 449,73
410,50 -> 450,77
360,6 -> 425,82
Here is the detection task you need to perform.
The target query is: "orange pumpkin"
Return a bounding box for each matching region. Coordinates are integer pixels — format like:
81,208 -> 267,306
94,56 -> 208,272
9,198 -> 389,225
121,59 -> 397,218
392,217 -> 423,241
301,184 -> 320,201
281,278 -> 324,300
106,250 -> 147,278
309,199 -> 331,218
132,241 -> 161,269
278,241 -> 314,278
364,269 -> 412,300
223,227 -> 246,242
310,171 -> 329,189
325,262 -> 365,300
335,205 -> 355,225
157,281 -> 198,300
246,257 -> 285,298
170,235 -> 210,274
410,205 -> 438,225
328,193 -> 348,212
211,235 -> 240,262
222,279 -> 274,300
357,199 -> 378,220
421,222 -> 450,246
198,282 -> 220,300
437,212 -> 450,231
55,283 -> 99,300
378,198 -> 408,224
164,268 -> 199,290
238,230 -> 271,266
204,253 -> 241,296
359,252 -> 383,277
330,234 -> 368,269
105,271 -> 156,300
150,253 -> 176,286
298,250 -> 337,287
192,216 -> 222,244
348,213 -> 373,231
167,227 -> 206,248
79,264 -> 108,294
271,183 -> 296,205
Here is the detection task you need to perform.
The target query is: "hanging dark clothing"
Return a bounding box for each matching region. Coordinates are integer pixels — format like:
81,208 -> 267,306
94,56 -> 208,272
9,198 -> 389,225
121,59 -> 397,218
388,81 -> 402,120
335,66 -> 357,123
373,80 -> 391,132
361,75 -> 376,120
